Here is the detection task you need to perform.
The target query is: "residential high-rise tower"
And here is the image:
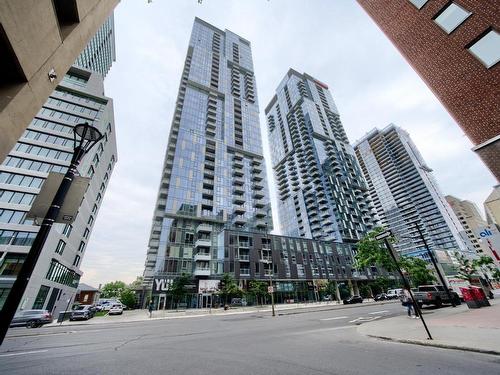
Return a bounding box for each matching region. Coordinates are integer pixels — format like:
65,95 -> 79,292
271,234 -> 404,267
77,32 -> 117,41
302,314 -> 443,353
265,70 -> 376,243
354,124 -> 473,274
143,18 -> 272,288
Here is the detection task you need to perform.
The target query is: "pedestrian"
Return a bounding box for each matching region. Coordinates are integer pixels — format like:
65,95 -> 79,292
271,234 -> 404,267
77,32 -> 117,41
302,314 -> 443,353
148,300 -> 154,318
403,288 -> 418,318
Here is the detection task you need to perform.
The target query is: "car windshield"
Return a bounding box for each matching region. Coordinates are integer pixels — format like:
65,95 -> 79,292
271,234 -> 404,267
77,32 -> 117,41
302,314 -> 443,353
74,306 -> 86,310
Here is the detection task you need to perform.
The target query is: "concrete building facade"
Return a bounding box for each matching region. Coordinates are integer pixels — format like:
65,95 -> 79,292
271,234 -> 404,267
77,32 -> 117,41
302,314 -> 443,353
354,124 -> 473,274
265,70 -> 376,243
0,67 -> 117,315
484,185 -> 500,229
356,0 -> 499,181
0,0 -> 119,164
143,18 -> 272,288
151,228 -> 385,309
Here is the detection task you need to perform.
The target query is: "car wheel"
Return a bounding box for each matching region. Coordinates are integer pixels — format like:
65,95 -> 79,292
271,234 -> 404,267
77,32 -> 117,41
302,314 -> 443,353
27,321 -> 37,328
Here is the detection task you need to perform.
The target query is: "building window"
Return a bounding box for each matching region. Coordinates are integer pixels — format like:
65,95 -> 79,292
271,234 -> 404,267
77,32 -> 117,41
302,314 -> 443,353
0,254 -> 26,276
55,240 -> 66,255
78,241 -> 85,252
83,228 -> 90,240
32,285 -> 50,309
408,0 -> 428,10
63,224 -> 72,238
434,2 -> 471,34
468,29 -> 500,68
73,255 -> 81,267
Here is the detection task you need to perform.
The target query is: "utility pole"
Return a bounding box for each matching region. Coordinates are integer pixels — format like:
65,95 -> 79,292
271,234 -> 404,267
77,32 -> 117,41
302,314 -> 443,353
414,222 -> 456,307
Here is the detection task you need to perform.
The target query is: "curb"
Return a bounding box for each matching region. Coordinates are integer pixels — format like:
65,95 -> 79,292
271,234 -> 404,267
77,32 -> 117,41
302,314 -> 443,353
367,334 -> 500,357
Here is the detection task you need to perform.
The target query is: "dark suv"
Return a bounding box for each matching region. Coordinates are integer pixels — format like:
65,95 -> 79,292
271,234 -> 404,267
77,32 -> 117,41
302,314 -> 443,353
70,305 -> 95,321
10,310 -> 53,328
342,295 -> 363,305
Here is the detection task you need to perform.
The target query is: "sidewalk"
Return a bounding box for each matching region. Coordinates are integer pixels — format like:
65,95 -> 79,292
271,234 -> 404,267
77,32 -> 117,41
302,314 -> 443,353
47,299 -> 396,327
358,296 -> 500,355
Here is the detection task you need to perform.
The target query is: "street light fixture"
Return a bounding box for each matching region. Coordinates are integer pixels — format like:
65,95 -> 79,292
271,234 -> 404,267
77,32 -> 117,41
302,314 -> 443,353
0,122 -> 103,345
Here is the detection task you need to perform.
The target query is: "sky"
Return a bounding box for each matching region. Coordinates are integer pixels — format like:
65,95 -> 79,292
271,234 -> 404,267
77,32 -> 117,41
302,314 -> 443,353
80,0 -> 497,287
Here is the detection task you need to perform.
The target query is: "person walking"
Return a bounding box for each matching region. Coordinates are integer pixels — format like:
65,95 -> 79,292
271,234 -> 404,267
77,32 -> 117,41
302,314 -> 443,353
403,288 -> 418,318
148,300 -> 154,318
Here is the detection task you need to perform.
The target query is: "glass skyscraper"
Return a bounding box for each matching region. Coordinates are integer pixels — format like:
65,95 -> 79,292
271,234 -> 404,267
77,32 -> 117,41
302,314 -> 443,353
0,18 -> 117,315
143,18 -> 272,288
265,70 -> 376,244
354,124 -> 473,274
74,15 -> 116,78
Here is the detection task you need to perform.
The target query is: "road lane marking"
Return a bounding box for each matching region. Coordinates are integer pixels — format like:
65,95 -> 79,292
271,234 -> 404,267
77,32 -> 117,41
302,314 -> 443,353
349,316 -> 381,323
320,316 -> 348,321
0,350 -> 48,357
368,310 -> 389,315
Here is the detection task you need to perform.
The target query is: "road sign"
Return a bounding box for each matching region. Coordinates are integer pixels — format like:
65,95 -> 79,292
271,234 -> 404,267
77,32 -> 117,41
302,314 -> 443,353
268,286 -> 274,293
375,231 -> 392,241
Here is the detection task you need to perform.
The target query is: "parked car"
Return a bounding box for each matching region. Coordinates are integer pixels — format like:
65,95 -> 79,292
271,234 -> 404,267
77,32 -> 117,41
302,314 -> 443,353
343,295 -> 363,304
108,304 -> 123,315
412,285 -> 461,308
70,305 -> 95,321
374,293 -> 389,301
230,298 -> 247,307
10,310 -> 53,328
386,289 -> 403,300
323,295 -> 333,301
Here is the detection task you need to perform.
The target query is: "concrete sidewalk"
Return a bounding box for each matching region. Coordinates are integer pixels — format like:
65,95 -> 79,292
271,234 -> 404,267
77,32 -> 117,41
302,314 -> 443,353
358,296 -> 500,355
47,299 -> 397,327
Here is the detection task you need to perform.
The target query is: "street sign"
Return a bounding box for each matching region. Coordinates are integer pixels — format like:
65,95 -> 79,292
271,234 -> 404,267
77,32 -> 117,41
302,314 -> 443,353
375,231 -> 392,241
268,286 -> 274,293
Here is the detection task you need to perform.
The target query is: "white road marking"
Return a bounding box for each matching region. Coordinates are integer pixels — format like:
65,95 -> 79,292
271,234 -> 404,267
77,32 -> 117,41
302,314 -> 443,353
0,349 -> 48,357
368,310 -> 389,315
349,316 -> 381,323
320,316 -> 348,321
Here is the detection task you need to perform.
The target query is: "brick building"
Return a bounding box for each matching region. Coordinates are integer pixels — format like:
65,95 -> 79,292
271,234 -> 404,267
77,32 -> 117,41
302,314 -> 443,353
356,0 -> 499,181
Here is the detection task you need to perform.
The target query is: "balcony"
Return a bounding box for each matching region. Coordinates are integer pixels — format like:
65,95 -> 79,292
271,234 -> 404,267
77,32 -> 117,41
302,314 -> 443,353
238,254 -> 250,261
195,238 -> 211,248
255,219 -> 267,229
233,196 -> 245,205
252,191 -> 265,199
194,253 -> 211,262
240,268 -> 250,276
233,186 -> 245,195
233,205 -> 246,215
193,268 -> 211,276
196,223 -> 212,233
234,215 -> 247,225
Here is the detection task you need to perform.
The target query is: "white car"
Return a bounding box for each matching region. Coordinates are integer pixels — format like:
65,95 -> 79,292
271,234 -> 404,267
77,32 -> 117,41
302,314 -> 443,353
108,304 -> 123,315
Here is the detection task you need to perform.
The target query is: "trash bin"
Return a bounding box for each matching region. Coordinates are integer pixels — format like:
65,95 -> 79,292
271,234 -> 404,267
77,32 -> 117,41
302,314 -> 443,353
57,311 -> 72,323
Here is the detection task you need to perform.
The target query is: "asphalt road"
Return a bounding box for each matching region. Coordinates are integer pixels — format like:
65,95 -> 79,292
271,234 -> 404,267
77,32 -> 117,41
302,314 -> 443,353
1,302 -> 499,374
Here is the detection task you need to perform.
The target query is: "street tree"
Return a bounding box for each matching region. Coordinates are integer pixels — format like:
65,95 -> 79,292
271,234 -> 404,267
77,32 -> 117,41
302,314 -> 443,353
218,273 -> 242,304
248,280 -> 267,305
355,227 -> 397,272
399,256 -> 435,287
169,273 -> 191,307
120,288 -> 137,309
101,281 -> 127,298
455,252 -> 477,283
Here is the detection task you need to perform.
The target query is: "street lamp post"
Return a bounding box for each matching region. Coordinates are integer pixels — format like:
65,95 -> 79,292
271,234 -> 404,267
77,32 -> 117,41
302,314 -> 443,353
264,221 -> 275,317
0,123 -> 103,345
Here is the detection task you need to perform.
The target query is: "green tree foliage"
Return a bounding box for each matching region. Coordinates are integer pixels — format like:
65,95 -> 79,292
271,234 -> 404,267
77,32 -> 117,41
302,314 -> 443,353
101,281 -> 127,298
455,253 -> 497,283
355,227 -> 397,272
218,273 -> 242,304
248,280 -> 268,305
370,276 -> 393,294
169,273 -> 191,305
128,276 -> 144,289
120,288 -> 136,309
455,252 -> 477,282
399,257 -> 435,287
